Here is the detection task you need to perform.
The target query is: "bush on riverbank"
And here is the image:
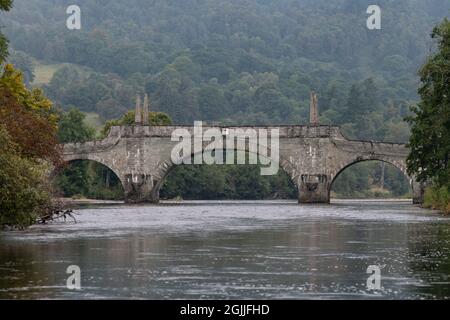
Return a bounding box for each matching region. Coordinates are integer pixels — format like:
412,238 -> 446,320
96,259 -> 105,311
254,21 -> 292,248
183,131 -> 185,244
423,186 -> 450,214
0,126 -> 53,229
0,63 -> 62,229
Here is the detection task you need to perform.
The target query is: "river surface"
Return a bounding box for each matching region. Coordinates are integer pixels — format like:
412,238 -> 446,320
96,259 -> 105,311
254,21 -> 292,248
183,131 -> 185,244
1,200 -> 450,299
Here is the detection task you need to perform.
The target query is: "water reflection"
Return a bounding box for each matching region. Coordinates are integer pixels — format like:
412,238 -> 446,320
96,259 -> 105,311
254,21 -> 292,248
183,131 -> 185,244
0,200 -> 449,299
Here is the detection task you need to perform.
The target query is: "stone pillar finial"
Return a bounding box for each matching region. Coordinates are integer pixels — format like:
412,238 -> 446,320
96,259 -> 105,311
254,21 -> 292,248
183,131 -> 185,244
142,94 -> 149,125
310,90 -> 319,125
135,95 -> 142,124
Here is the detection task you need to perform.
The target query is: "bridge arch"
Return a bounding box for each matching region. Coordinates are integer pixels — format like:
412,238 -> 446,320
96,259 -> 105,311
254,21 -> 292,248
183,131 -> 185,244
151,147 -> 297,201
328,157 -> 412,199
59,156 -> 126,196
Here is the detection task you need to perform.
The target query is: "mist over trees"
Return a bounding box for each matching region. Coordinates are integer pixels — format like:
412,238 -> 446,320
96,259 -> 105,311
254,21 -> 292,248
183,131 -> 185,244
2,0 -> 449,201
1,0 -> 448,140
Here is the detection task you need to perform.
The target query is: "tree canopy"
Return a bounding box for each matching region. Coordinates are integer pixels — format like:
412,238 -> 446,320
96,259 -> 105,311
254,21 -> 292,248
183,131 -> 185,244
58,108 -> 95,143
0,64 -> 60,228
100,110 -> 172,138
0,0 -> 13,62
407,18 -> 450,187
0,64 -> 60,165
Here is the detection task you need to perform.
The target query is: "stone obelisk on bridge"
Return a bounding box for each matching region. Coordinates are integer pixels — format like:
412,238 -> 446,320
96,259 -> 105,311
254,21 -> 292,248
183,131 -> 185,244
135,93 -> 150,125
310,91 -> 319,125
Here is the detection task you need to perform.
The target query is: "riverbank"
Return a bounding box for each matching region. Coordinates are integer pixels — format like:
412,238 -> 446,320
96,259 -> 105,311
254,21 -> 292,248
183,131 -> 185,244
59,197 -> 413,206
57,197 -> 124,206
423,187 -> 450,214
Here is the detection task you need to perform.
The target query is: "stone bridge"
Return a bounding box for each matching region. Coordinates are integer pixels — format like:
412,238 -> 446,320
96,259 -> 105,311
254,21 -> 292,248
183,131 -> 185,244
62,124 -> 425,204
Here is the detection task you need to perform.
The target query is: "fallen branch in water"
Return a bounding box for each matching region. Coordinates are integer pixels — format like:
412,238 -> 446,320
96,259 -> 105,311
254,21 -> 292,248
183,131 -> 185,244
36,199 -> 77,224
37,209 -> 77,224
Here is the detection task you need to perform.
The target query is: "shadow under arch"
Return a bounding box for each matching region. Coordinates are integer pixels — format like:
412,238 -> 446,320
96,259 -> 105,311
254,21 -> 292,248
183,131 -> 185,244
329,158 -> 412,200
154,148 -> 298,200
55,158 -> 125,199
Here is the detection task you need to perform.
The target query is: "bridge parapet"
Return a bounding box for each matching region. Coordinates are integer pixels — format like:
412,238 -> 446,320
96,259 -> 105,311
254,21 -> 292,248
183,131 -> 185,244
62,125 -> 345,155
332,138 -> 409,157
63,126 -> 122,155
115,124 -> 342,138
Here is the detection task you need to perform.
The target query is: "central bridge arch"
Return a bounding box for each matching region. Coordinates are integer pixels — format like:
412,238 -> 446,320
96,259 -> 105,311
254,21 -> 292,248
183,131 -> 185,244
150,145 -> 297,203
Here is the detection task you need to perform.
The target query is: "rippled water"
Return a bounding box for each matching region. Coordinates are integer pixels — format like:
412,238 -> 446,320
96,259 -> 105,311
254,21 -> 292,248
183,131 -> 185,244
1,200 -> 450,299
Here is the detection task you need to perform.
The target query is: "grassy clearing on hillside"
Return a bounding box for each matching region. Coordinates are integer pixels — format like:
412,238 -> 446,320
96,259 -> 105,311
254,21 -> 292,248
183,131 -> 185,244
84,112 -> 103,132
31,60 -> 89,86
32,63 -> 63,86
30,61 -> 104,135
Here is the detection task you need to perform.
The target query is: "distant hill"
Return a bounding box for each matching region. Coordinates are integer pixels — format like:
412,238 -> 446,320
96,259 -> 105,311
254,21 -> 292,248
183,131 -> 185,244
2,0 -> 449,142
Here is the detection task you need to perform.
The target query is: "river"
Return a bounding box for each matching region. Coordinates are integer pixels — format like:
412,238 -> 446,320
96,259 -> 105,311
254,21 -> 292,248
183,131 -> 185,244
1,200 -> 449,299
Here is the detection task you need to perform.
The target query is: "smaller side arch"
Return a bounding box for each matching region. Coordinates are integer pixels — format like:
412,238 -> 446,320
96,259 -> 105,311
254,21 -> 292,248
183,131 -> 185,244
58,155 -> 126,197
329,158 -> 412,201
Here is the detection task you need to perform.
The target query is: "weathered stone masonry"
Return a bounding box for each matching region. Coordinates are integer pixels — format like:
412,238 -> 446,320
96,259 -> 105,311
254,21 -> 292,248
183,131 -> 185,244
62,124 -> 425,204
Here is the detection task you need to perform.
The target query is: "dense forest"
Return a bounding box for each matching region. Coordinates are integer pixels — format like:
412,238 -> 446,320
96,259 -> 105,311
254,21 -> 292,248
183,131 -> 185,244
1,0 -> 449,200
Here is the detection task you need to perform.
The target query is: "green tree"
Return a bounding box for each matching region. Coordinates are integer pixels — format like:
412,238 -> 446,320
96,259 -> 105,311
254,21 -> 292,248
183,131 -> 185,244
8,50 -> 35,85
0,1 -> 62,227
407,19 -> 450,188
100,110 -> 172,138
58,108 -> 96,143
0,0 -> 13,63
0,125 -> 51,229
0,64 -> 60,166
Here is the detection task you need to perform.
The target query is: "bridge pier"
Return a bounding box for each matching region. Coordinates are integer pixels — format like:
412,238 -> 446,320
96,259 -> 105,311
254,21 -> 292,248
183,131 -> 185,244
123,174 -> 159,203
298,174 -> 330,204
